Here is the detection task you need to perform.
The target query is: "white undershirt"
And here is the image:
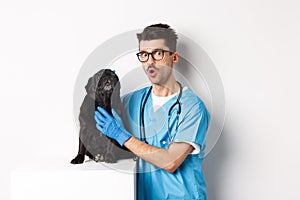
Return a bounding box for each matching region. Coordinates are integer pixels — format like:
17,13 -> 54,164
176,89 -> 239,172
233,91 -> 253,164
151,87 -> 200,155
152,90 -> 179,112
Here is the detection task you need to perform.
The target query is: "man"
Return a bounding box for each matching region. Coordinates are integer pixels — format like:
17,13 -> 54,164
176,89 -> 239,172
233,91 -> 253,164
95,24 -> 210,200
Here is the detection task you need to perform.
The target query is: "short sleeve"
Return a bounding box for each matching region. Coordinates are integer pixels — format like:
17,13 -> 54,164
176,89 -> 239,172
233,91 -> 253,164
173,102 -> 210,156
185,142 -> 200,154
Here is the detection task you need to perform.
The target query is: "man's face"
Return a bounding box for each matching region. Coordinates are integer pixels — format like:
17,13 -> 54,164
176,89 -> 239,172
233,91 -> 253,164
139,39 -> 177,85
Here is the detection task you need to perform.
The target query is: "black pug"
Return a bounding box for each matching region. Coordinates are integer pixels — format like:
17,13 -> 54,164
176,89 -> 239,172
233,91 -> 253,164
71,69 -> 133,164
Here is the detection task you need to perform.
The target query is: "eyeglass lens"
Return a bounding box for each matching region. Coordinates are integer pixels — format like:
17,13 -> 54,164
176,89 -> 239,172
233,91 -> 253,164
138,50 -> 165,62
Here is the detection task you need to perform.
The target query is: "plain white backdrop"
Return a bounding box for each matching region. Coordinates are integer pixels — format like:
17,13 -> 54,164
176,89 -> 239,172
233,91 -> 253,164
1,0 -> 300,199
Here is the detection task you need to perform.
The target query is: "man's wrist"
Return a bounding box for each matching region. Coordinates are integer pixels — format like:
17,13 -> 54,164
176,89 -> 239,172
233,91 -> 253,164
117,130 -> 132,146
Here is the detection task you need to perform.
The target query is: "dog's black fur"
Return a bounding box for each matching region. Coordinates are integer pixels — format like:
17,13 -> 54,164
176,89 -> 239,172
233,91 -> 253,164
71,69 -> 133,164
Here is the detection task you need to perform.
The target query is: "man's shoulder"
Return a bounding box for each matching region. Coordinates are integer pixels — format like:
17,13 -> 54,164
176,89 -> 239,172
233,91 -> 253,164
182,88 -> 208,113
182,88 -> 204,105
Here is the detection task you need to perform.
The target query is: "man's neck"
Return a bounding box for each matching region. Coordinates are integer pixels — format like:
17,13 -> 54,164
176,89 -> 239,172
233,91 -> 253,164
152,80 -> 180,97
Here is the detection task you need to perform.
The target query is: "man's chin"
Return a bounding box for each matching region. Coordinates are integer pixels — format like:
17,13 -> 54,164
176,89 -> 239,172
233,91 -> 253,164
148,77 -> 159,84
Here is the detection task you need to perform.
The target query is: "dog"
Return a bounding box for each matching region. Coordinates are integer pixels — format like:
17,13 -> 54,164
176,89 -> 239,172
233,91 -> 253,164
71,69 -> 133,164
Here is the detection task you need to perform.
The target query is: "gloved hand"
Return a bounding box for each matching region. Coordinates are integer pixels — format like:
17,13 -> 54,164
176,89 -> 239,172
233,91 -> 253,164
94,106 -> 131,146
111,108 -> 126,130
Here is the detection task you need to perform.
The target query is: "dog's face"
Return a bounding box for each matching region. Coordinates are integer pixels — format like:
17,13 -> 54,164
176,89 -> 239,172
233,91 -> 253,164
96,69 -> 119,95
85,69 -> 120,100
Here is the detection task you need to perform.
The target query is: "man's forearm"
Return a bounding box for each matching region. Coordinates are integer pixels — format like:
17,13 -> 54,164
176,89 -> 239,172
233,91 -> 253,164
124,136 -> 192,173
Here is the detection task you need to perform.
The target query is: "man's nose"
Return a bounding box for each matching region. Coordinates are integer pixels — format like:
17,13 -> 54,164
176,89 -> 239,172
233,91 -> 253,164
146,54 -> 156,65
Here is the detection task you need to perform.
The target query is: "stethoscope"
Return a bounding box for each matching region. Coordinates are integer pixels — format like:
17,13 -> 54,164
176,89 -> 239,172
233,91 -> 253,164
135,82 -> 183,200
140,81 -> 183,145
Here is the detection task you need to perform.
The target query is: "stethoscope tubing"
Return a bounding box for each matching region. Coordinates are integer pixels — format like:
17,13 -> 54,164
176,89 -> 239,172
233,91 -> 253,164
136,82 -> 183,200
140,82 -> 183,144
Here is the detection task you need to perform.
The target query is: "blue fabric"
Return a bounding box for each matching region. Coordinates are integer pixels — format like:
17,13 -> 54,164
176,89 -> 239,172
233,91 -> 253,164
122,87 -> 210,200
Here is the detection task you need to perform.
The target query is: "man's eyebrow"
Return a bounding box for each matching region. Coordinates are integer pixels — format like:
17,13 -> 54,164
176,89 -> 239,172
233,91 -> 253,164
139,48 -> 164,52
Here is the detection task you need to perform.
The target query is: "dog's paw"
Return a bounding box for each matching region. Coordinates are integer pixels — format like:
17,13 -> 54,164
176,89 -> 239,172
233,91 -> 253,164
94,154 -> 105,162
70,155 -> 85,164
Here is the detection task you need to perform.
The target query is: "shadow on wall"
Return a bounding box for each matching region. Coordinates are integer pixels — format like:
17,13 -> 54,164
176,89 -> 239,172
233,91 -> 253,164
203,127 -> 228,200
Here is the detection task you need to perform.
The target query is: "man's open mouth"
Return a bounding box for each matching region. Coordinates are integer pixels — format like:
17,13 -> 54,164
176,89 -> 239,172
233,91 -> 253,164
147,68 -> 157,77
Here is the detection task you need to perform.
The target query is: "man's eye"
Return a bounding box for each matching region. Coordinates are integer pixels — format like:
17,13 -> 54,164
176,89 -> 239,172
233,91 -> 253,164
154,50 -> 163,56
141,52 -> 148,57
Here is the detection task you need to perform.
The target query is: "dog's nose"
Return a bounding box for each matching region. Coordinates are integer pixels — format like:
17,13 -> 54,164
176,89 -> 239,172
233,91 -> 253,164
103,79 -> 112,90
105,79 -> 111,84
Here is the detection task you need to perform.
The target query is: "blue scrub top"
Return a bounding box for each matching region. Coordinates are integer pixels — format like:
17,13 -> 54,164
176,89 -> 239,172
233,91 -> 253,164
122,86 -> 210,200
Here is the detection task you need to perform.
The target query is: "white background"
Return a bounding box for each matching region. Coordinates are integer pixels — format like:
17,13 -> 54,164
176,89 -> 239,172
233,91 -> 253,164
1,0 -> 300,199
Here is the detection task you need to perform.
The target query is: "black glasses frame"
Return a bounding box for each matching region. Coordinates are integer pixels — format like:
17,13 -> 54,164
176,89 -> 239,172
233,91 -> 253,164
136,49 -> 173,62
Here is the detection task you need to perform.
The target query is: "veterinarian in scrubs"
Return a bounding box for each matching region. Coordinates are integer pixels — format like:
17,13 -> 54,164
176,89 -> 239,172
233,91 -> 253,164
95,24 -> 210,200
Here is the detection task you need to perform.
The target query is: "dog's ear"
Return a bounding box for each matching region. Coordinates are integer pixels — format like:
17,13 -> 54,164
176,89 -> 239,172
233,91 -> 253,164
85,76 -> 96,95
111,81 -> 121,113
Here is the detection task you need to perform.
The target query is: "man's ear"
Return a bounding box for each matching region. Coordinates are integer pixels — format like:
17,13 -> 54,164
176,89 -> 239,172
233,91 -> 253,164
173,52 -> 179,63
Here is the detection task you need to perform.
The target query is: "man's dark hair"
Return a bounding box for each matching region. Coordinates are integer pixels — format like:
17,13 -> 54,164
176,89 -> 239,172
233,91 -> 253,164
137,23 -> 178,52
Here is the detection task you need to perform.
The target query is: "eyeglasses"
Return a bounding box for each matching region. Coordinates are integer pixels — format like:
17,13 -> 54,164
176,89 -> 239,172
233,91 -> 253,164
136,49 -> 173,62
